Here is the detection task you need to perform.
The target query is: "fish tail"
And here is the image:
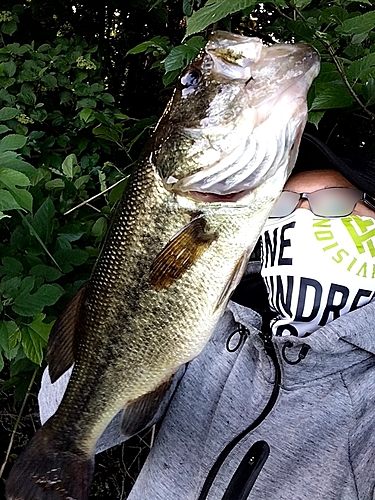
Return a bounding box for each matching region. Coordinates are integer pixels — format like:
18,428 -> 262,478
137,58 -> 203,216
5,421 -> 94,500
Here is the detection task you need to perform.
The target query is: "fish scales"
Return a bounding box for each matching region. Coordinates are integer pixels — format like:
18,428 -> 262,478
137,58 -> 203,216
6,31 -> 320,500
57,159 -> 270,451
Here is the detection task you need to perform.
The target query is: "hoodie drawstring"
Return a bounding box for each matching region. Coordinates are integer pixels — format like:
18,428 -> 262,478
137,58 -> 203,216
281,341 -> 311,365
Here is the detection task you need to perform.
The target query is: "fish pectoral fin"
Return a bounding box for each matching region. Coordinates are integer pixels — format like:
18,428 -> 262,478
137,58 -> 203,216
47,284 -> 87,384
215,250 -> 250,312
121,379 -> 173,439
149,215 -> 217,290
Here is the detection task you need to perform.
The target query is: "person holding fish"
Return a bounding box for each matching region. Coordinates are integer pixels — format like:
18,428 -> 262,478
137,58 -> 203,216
6,31 -> 375,500
33,133 -> 375,500
119,135 -> 375,500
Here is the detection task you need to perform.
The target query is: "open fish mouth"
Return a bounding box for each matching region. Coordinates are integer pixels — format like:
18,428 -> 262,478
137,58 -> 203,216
166,32 -> 320,201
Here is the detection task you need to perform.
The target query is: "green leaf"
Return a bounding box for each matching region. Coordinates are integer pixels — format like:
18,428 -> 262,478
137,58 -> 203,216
74,174 -> 90,189
20,211 -> 60,269
99,93 -> 115,104
164,37 -> 206,72
92,217 -> 107,238
127,36 -> 170,55
90,83 -> 104,93
0,151 -> 37,182
53,248 -> 88,273
313,62 -> 340,84
183,0 -> 194,16
1,19 -> 17,35
3,60 -> 16,77
163,70 -> 180,86
0,163 -> 30,187
41,74 -> 57,88
76,97 -> 97,109
0,168 -> 32,211
29,264 -> 62,282
336,11 -> 375,36
17,83 -> 37,105
0,188 -> 21,211
0,321 -> 20,360
38,43 -> 51,52
20,313 -> 53,364
28,130 -> 45,140
186,0 -> 257,37
109,178 -> 127,203
60,91 -> 72,104
92,124 -> 119,143
352,33 -> 368,45
0,134 -> 27,152
0,125 -> 10,134
0,76 -> 16,89
13,284 -> 64,317
30,197 -> 55,243
0,107 -> 18,121
0,276 -> 22,298
0,256 -> 23,277
57,135 -> 69,148
29,108 -> 47,122
62,153 -> 78,180
17,276 -> 35,297
45,178 -> 65,190
79,107 -> 93,122
308,110 -> 325,128
74,83 -> 94,97
93,111 -> 114,126
346,53 -> 375,82
310,83 -> 354,110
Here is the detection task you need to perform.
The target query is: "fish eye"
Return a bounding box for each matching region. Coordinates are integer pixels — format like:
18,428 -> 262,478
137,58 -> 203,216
180,69 -> 202,89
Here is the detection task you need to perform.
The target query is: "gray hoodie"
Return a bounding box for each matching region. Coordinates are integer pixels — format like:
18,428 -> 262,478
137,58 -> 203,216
126,292 -> 375,499
38,269 -> 375,500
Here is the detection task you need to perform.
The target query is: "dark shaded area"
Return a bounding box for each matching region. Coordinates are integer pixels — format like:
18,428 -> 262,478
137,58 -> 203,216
0,364 -> 155,499
3,0 -> 184,120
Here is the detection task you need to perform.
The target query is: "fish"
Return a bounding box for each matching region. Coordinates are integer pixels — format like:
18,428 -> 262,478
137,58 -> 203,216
6,31 -> 320,500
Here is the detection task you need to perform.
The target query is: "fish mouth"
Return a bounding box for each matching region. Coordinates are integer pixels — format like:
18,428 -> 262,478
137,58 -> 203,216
185,190 -> 248,203
166,33 -> 320,200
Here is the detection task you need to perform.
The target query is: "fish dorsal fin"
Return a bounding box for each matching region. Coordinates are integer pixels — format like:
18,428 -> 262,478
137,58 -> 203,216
47,285 -> 87,383
120,379 -> 172,439
215,250 -> 250,312
149,215 -> 217,290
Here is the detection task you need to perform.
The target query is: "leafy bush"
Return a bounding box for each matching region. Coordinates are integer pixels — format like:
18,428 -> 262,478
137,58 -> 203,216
0,5 -> 154,399
131,0 -> 375,132
184,0 -> 375,128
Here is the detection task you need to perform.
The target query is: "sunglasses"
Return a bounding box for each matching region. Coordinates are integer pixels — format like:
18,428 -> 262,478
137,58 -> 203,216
269,187 -> 375,219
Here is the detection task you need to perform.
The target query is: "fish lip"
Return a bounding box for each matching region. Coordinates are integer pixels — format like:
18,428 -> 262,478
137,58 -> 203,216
204,31 -> 264,81
174,189 -> 250,203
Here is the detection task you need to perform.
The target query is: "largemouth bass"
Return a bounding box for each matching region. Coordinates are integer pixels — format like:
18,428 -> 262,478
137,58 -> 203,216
6,31 -> 319,500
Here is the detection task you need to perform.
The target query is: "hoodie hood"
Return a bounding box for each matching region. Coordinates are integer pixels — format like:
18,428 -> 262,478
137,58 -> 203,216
229,261 -> 375,387
232,260 -> 375,355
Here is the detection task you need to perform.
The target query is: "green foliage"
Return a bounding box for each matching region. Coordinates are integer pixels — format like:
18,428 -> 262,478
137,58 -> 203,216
185,0 -> 258,38
0,5 -> 150,399
128,0 -> 375,128
181,0 -> 375,125
127,34 -> 206,85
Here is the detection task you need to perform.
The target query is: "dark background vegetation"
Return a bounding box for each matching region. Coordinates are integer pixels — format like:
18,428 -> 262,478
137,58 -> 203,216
0,0 -> 374,498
